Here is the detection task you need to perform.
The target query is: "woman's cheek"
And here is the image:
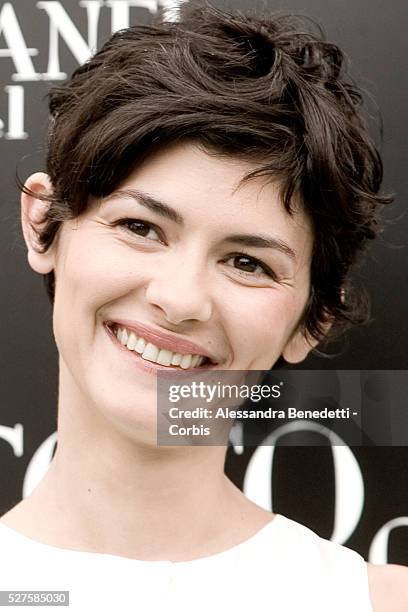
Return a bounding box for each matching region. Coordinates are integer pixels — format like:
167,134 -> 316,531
226,288 -> 297,368
60,232 -> 137,297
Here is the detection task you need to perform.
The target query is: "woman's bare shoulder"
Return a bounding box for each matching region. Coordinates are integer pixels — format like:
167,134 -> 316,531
367,562 -> 408,612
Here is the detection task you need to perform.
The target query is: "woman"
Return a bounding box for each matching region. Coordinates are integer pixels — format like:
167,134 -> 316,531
1,3 -> 406,610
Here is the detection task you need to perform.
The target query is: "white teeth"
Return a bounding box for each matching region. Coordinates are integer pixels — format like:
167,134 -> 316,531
112,325 -> 209,369
141,342 -> 159,362
120,328 -> 129,346
126,332 -> 137,351
180,354 -> 193,369
156,349 -> 173,366
191,354 -> 200,367
171,353 -> 183,366
135,337 -> 146,354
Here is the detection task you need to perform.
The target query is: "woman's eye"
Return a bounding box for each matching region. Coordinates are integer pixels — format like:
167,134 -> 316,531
114,224 -> 277,280
225,254 -> 277,280
117,219 -> 162,242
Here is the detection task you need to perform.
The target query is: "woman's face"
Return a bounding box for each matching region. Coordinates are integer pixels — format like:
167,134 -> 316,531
23,141 -> 315,441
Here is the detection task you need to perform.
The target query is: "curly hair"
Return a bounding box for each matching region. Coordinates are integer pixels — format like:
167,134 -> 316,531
23,1 -> 392,348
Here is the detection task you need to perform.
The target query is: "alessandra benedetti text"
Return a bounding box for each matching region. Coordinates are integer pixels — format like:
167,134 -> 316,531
168,407 -> 354,420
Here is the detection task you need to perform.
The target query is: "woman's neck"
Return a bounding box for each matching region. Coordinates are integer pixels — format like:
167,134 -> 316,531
1,436 -> 273,561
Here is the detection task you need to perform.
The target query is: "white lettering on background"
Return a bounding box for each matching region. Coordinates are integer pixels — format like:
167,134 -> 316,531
0,424 -> 23,457
242,421 -> 364,545
0,0 -> 188,138
37,0 -> 103,79
106,0 -> 156,32
369,517 -> 408,564
4,85 -> 27,139
22,431 -> 57,498
0,3 -> 39,81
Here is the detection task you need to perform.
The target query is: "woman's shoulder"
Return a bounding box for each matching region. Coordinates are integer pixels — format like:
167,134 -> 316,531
367,562 -> 408,612
239,514 -> 370,608
257,515 -> 373,609
268,513 -> 364,567
269,515 -> 408,612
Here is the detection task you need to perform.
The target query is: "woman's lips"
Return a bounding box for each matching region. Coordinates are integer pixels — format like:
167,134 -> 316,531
104,318 -> 219,364
103,323 -> 216,374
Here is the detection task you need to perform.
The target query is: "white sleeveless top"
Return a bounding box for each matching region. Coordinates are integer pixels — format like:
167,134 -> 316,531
0,513 -> 373,611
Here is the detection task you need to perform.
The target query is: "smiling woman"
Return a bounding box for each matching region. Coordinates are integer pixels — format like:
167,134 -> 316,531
0,2 -> 406,611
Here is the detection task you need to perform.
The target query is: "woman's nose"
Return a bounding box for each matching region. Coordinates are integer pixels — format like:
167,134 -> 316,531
144,257 -> 213,325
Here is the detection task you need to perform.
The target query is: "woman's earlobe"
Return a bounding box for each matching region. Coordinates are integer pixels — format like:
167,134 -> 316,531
282,319 -> 333,364
21,172 -> 55,275
281,329 -> 318,364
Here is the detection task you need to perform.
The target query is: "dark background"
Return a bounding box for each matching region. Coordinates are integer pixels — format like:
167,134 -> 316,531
0,0 -> 407,563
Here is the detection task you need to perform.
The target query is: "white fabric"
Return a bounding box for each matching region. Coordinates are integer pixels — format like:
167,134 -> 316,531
0,513 -> 373,611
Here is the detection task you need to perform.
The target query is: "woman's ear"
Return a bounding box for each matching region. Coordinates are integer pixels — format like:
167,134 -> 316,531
282,319 -> 332,364
21,172 -> 56,275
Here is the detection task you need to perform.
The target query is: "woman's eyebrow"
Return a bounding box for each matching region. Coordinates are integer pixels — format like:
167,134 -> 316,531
102,189 -> 184,225
102,188 -> 297,262
223,234 -> 297,262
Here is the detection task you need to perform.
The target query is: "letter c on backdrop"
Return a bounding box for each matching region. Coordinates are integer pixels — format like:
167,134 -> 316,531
242,421 -> 365,545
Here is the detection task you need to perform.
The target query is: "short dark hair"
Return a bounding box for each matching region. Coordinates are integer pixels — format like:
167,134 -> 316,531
23,1 -> 392,349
